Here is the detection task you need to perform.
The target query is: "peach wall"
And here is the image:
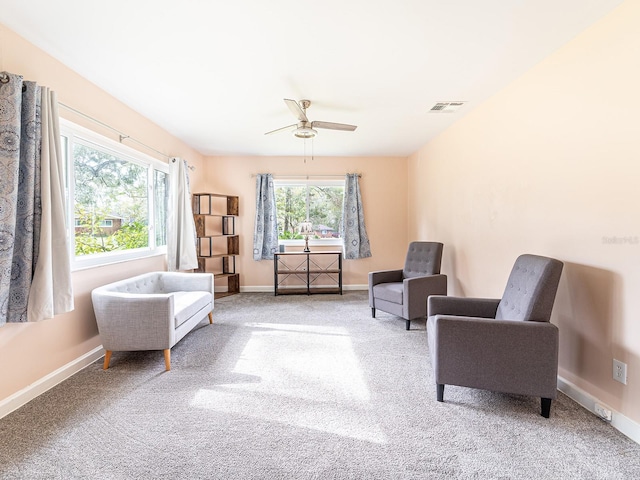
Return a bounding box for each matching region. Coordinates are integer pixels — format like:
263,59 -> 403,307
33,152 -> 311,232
202,155 -> 408,289
0,24 -> 205,401
408,1 -> 640,423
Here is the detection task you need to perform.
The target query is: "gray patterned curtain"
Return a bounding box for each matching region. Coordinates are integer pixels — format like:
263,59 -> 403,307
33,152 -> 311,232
0,71 -> 73,326
253,173 -> 278,260
341,173 -> 372,260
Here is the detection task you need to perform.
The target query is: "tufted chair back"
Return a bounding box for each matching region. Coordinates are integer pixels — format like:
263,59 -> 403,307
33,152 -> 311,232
403,242 -> 444,279
495,254 -> 563,322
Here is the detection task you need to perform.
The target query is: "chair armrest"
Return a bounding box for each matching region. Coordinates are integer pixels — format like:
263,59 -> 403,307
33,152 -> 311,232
91,292 -> 175,351
428,315 -> 559,398
369,269 -> 403,287
404,274 -> 448,294
369,269 -> 403,309
404,275 -> 448,320
427,295 -> 500,318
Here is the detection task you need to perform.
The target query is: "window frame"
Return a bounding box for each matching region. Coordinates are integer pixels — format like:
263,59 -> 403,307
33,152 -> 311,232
60,119 -> 169,271
274,178 -> 345,248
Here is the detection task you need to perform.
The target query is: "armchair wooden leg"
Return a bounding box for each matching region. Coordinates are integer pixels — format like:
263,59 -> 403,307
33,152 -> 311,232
437,384 -> 445,402
208,312 -> 213,324
371,308 -> 376,318
405,319 -> 411,330
541,398 -> 552,418
164,349 -> 171,371
103,350 -> 112,370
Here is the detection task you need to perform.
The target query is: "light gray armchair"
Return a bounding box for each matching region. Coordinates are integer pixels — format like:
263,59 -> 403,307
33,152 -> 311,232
427,254 -> 563,417
369,241 -> 447,330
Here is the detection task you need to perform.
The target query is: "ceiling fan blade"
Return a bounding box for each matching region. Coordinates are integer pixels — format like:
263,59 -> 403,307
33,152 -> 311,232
264,124 -> 297,135
311,121 -> 357,132
284,99 -> 309,122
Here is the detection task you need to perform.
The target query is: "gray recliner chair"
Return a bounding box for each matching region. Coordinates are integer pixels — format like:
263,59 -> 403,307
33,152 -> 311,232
369,241 -> 447,330
427,254 -> 563,417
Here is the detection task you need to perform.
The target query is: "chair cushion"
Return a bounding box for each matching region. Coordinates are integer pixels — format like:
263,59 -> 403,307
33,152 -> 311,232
173,291 -> 212,328
403,241 -> 443,278
495,254 -> 564,322
373,283 -> 404,305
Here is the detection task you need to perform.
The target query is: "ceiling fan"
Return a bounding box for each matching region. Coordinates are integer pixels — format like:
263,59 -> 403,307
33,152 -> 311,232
265,99 -> 357,139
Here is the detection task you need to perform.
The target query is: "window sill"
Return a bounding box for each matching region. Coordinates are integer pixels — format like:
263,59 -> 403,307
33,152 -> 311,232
279,239 -> 343,247
71,247 -> 167,272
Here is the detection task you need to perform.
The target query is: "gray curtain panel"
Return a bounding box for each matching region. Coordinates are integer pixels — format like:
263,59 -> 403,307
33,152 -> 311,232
253,173 -> 278,260
0,72 -> 73,326
341,173 -> 372,259
0,74 -> 40,324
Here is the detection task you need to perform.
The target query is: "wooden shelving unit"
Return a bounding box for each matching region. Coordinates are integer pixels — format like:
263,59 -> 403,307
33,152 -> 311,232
193,193 -> 239,299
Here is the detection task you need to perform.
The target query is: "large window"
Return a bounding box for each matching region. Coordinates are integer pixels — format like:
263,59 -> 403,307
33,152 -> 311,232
275,179 -> 344,246
61,121 -> 169,269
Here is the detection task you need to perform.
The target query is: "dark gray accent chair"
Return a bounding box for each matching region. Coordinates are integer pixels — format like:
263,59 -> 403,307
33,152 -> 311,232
369,242 -> 447,330
427,254 -> 563,417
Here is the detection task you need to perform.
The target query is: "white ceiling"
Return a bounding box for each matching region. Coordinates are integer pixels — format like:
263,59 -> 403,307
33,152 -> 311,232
0,0 -> 624,157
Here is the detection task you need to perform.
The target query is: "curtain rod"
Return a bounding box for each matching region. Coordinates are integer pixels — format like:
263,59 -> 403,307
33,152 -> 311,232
251,174 -> 361,178
171,158 -> 196,171
59,102 -> 170,160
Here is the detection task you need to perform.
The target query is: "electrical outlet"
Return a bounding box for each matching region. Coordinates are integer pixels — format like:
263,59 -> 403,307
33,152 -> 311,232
594,403 -> 612,421
613,359 -> 627,385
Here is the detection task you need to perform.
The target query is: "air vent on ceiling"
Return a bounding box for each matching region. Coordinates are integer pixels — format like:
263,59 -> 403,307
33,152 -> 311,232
429,101 -> 466,113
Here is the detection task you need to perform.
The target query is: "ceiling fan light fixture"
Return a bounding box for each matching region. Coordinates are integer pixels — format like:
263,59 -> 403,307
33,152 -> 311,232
293,126 -> 317,138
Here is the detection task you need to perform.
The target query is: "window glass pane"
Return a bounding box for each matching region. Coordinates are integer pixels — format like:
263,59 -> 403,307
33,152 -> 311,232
275,182 -> 343,240
276,185 -> 307,239
154,169 -> 168,247
308,185 -> 343,239
73,142 -> 149,256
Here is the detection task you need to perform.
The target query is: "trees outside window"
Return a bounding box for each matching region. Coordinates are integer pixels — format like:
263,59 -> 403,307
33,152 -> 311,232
275,180 -> 344,243
72,142 -> 149,255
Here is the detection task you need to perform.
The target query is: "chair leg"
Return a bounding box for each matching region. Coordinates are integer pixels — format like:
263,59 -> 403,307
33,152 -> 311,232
405,319 -> 410,330
103,350 -> 112,370
541,398 -> 552,418
164,349 -> 171,371
437,384 -> 445,402
371,308 -> 376,318
208,311 -> 213,324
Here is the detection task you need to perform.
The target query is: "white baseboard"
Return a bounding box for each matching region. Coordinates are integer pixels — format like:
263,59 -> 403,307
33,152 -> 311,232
558,376 -> 640,444
240,285 -> 368,293
240,285 -> 271,292
0,346 -> 104,420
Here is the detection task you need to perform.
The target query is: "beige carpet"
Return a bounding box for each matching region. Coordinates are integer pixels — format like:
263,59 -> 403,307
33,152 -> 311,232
1,292 -> 639,479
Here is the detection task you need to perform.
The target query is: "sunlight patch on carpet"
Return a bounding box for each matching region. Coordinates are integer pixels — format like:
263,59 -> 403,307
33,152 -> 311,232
190,322 -> 387,443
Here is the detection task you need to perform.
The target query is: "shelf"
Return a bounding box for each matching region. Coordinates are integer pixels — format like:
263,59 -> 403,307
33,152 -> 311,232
193,193 -> 239,216
274,251 -> 342,296
196,236 -> 239,257
214,273 -> 238,279
275,287 -> 342,295
198,234 -> 239,238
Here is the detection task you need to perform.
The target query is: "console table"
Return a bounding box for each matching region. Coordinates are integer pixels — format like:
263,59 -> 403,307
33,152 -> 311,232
274,251 -> 343,295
